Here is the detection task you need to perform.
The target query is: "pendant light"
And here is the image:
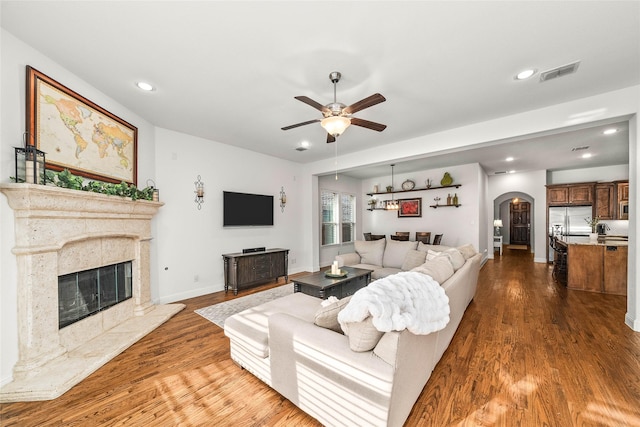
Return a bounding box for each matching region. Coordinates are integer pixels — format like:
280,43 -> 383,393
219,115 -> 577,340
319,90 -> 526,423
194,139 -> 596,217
386,164 -> 399,210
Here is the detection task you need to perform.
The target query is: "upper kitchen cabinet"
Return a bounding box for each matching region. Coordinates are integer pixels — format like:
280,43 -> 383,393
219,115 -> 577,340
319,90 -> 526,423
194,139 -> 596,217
595,183 -> 615,220
547,183 -> 595,206
615,180 -> 629,220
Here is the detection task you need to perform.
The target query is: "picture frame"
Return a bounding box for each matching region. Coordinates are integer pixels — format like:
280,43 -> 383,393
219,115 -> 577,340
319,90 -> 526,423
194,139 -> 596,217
26,66 -> 138,184
398,198 -> 422,218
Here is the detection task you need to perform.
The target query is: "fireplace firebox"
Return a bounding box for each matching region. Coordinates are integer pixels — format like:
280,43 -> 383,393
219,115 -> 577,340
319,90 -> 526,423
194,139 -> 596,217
58,261 -> 133,329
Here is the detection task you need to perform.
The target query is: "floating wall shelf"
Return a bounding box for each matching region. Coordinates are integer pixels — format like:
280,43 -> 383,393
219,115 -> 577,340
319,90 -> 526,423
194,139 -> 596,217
366,184 -> 461,197
430,204 -> 461,209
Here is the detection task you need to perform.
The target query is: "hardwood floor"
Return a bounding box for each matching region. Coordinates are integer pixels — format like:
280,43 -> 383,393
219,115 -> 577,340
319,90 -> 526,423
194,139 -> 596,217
2,250 -> 639,426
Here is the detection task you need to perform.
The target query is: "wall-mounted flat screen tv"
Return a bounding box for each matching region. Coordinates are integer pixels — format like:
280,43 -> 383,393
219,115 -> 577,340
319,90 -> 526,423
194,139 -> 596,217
223,191 -> 274,226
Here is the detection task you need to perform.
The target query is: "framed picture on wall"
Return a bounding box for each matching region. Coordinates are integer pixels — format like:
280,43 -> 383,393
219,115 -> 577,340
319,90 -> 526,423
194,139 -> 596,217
26,66 -> 138,184
398,198 -> 422,218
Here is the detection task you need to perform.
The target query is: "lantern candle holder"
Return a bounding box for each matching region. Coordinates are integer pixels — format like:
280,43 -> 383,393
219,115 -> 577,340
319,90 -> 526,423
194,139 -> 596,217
14,145 -> 46,184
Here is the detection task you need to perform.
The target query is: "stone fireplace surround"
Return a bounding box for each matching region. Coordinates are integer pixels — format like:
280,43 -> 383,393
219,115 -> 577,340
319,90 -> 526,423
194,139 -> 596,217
0,183 -> 184,402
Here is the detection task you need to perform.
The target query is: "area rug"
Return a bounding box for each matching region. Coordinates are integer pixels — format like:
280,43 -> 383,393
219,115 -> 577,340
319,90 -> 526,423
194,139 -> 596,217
195,284 -> 293,328
507,245 -> 528,250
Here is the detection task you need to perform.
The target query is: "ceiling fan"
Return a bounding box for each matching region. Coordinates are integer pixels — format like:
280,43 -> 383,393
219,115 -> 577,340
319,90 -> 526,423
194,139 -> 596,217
282,71 -> 387,143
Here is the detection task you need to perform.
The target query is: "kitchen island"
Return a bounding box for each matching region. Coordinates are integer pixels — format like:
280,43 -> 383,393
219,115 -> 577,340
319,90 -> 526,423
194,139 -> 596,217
555,236 -> 628,295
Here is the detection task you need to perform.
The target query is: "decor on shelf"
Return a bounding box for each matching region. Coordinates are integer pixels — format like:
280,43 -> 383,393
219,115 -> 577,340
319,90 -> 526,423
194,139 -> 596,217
401,179 -> 415,191
447,194 -> 452,205
453,193 -> 459,205
43,169 -> 155,200
26,66 -> 138,184
279,186 -> 287,212
147,179 -> 160,202
194,175 -> 204,209
434,196 -> 441,206
398,198 -> 422,217
440,172 -> 453,186
425,179 -> 432,188
386,185 -> 393,192
368,198 -> 377,209
494,219 -> 503,235
373,184 -> 379,193
14,133 -> 46,184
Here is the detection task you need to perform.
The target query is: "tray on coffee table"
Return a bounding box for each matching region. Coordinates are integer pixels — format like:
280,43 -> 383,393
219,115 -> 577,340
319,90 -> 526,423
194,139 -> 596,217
293,266 -> 372,299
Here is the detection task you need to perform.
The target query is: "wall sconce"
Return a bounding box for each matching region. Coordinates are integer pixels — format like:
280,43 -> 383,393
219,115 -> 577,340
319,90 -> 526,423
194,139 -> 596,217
493,219 -> 503,235
194,175 -> 204,209
14,133 -> 46,184
280,186 -> 287,212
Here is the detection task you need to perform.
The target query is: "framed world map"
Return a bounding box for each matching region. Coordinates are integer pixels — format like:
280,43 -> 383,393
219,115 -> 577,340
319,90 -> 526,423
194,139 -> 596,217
26,66 -> 137,184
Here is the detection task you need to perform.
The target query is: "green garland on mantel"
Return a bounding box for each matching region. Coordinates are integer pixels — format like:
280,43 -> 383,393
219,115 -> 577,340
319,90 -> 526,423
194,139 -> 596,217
27,169 -> 157,201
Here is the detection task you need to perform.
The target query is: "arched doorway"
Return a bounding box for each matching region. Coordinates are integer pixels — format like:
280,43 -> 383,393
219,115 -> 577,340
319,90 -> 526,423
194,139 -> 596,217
493,191 -> 535,255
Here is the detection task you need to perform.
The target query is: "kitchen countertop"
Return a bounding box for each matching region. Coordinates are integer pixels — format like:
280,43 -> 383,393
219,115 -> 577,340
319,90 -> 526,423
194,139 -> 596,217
556,235 -> 628,247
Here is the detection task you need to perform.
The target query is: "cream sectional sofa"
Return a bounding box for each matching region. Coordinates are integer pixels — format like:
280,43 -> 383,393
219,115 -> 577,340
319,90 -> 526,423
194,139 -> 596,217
335,237 -> 470,280
224,246 -> 482,427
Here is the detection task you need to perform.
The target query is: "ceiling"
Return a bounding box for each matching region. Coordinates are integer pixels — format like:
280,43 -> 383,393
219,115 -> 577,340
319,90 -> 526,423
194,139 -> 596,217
2,1 -> 638,179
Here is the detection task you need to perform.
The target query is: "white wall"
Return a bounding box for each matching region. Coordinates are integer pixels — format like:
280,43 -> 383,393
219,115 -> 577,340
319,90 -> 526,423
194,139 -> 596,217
154,128 -> 305,303
548,164 -> 629,184
0,30 -> 158,385
318,174 -> 361,267
360,163 -> 483,252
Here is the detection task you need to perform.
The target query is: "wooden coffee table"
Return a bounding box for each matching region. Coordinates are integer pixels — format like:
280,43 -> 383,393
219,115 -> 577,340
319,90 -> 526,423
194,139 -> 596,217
293,266 -> 372,299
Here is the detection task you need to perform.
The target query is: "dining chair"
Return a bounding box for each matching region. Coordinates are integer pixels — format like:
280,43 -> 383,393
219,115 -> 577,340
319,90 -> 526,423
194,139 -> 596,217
415,232 -> 431,244
363,232 -> 372,241
432,234 -> 443,245
370,234 -> 385,241
390,235 -> 409,241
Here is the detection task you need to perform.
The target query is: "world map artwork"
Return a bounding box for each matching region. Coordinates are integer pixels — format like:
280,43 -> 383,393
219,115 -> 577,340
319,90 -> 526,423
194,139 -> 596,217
37,80 -> 135,183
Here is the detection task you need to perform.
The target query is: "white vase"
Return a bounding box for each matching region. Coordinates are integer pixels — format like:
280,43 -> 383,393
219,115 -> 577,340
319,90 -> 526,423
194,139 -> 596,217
589,233 -> 598,240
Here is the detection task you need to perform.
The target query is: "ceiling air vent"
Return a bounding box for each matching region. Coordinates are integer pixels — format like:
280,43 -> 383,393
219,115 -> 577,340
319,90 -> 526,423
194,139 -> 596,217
494,171 -> 507,175
295,146 -> 308,152
571,145 -> 590,152
540,61 -> 580,82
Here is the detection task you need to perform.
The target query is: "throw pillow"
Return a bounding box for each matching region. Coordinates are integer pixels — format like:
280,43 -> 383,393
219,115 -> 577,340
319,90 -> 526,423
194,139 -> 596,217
354,238 -> 386,266
383,239 -> 418,268
444,248 -> 466,271
401,249 -> 427,271
410,257 -> 455,284
426,249 -> 442,260
373,331 -> 401,366
342,316 -> 385,352
457,244 -> 477,259
314,296 -> 352,333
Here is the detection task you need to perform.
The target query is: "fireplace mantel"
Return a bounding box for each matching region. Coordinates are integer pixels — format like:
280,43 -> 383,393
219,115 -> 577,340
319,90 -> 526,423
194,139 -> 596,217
0,183 -> 184,402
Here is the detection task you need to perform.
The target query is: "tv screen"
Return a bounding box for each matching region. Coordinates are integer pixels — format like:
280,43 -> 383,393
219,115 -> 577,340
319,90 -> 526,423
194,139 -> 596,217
223,191 -> 274,226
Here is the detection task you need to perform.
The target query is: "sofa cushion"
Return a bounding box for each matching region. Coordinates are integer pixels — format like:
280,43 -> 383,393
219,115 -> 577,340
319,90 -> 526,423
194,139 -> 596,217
224,292 -> 321,359
372,267 -> 403,280
354,238 -> 386,266
383,240 -> 418,268
342,316 -> 385,352
457,244 -> 477,259
411,257 -> 455,284
401,249 -> 427,271
314,295 -> 352,333
426,249 -> 442,260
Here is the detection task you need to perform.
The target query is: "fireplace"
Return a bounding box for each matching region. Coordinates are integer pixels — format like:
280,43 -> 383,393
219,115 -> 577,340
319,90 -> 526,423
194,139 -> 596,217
0,183 -> 184,402
59,261 -> 133,329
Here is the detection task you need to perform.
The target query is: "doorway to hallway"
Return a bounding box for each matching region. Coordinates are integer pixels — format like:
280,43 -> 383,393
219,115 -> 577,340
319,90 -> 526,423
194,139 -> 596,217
510,200 -> 530,246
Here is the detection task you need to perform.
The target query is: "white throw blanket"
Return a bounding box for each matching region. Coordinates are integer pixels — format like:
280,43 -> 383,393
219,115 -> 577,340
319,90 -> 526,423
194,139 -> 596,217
337,272 -> 450,335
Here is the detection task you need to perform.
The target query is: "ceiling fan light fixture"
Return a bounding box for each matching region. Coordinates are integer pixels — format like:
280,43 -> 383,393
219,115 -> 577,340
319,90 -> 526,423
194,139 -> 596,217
321,116 -> 351,137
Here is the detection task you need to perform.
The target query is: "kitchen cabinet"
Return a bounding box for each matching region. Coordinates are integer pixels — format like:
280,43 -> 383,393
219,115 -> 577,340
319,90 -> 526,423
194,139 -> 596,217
615,181 -> 629,220
546,183 -> 594,206
604,246 -> 627,295
595,183 -> 615,220
565,240 -> 627,295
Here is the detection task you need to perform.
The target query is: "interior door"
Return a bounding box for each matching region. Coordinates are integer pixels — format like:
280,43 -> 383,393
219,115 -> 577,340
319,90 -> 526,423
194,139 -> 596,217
511,201 -> 530,245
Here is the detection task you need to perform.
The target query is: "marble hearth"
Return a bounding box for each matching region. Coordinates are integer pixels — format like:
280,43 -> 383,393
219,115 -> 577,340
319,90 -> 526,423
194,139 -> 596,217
0,183 -> 184,402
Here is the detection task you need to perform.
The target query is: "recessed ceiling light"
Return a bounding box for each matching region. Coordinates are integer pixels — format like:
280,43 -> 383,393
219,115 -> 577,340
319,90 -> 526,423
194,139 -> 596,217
136,81 -> 155,91
508,170 -> 516,174
505,157 -> 514,162
515,69 -> 536,80
603,128 -> 617,135
582,153 -> 592,159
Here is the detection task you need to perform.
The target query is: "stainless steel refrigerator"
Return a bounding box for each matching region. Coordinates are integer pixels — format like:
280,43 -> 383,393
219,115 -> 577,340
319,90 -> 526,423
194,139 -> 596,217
548,205 -> 593,261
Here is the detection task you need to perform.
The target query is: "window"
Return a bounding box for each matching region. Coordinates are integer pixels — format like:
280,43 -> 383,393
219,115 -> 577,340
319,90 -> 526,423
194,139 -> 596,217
321,190 -> 356,246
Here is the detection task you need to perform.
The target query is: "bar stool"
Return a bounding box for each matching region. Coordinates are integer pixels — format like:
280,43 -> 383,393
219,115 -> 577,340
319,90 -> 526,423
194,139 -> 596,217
551,236 -> 567,285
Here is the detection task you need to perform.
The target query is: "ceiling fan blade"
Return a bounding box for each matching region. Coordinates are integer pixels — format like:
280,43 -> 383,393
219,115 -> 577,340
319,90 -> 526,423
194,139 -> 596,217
294,96 -> 330,114
350,117 -> 387,132
326,133 -> 336,143
281,119 -> 320,131
343,93 -> 386,115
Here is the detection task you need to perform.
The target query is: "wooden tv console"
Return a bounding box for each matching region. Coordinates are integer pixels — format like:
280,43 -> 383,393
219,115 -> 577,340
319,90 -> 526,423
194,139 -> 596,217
222,248 -> 289,295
